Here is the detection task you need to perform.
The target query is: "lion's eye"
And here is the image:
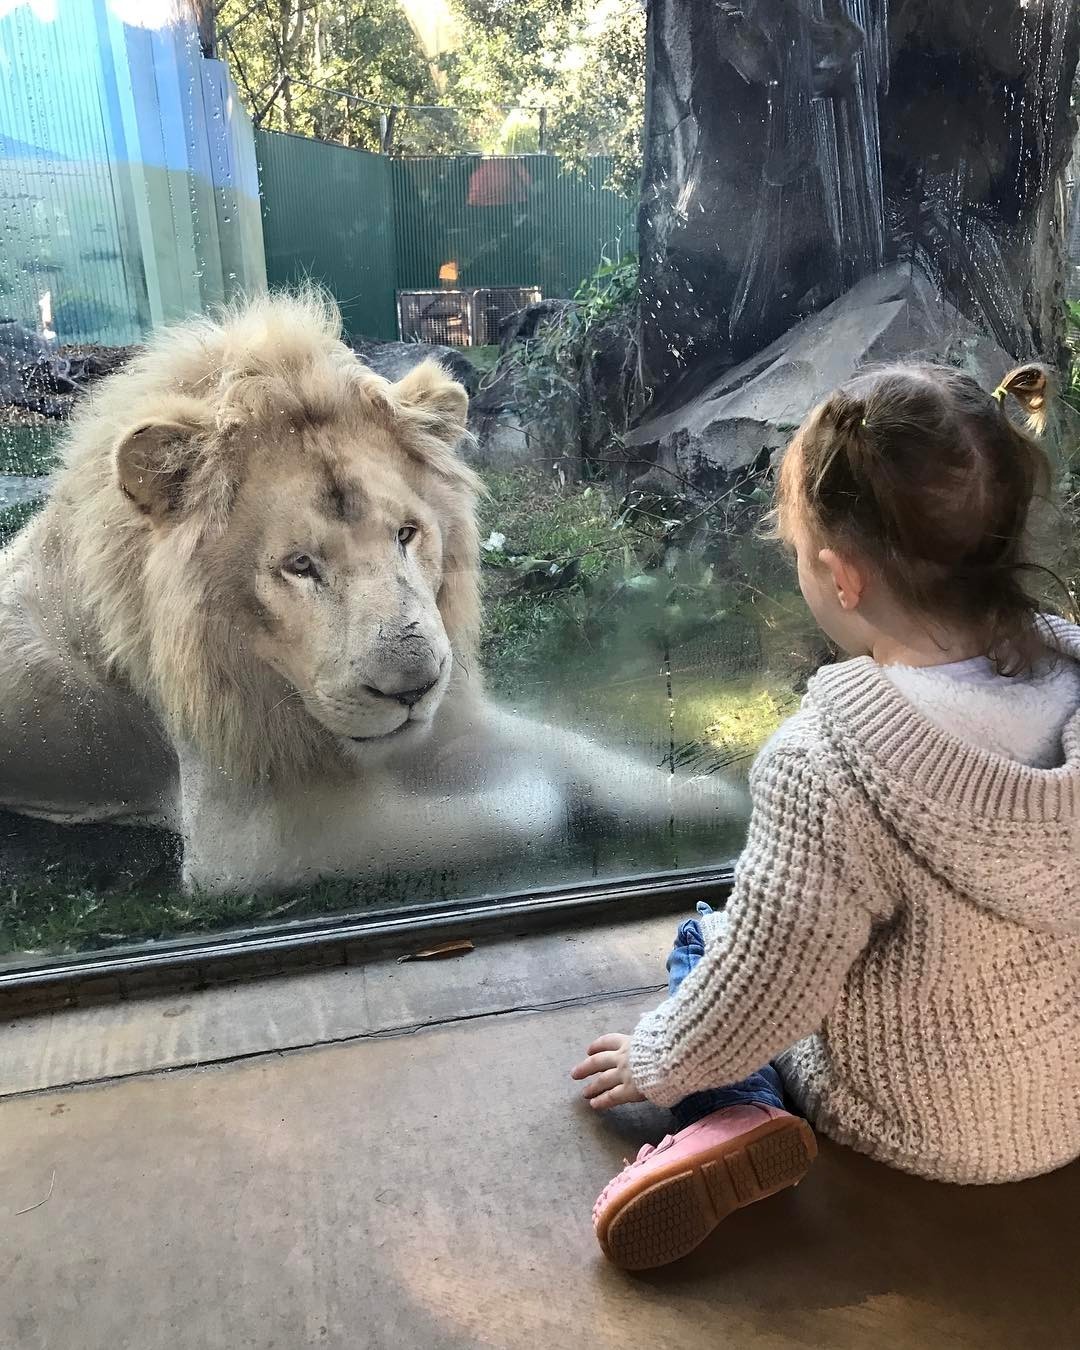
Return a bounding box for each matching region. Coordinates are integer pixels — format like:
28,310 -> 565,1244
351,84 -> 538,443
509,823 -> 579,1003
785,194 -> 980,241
397,524 -> 419,547
282,553 -> 319,581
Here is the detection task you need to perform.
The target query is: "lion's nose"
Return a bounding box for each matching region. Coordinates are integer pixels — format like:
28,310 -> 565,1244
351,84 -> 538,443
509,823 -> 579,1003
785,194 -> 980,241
362,676 -> 439,707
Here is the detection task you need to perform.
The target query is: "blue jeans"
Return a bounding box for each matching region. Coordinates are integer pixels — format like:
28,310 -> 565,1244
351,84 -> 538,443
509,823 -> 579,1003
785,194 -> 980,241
666,902 -> 787,1131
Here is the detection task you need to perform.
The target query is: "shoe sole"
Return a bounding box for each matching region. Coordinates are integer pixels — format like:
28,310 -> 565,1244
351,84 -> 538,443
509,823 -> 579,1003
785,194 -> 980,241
597,1116 -> 818,1272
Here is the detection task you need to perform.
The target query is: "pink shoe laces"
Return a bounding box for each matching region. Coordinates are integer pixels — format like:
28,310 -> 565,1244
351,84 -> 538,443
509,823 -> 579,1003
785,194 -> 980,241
634,1135 -> 675,1165
592,1135 -> 677,1222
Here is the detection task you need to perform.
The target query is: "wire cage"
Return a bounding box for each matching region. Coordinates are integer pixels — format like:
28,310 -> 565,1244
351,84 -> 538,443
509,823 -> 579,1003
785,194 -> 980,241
397,287 -> 542,347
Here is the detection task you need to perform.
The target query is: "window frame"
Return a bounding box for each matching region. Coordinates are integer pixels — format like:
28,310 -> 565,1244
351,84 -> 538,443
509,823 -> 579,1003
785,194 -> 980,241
0,864 -> 737,1015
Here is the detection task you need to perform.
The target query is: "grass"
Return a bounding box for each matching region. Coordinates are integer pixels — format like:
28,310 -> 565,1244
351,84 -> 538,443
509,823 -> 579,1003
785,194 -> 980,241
0,421 -> 61,476
0,498 -> 42,547
0,818 -> 528,958
0,799 -> 740,959
478,468 -> 646,697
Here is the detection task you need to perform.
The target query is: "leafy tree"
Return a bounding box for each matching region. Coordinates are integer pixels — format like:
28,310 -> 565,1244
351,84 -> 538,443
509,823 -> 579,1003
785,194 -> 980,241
216,1 -> 443,152
215,0 -> 644,181
542,2 -> 646,194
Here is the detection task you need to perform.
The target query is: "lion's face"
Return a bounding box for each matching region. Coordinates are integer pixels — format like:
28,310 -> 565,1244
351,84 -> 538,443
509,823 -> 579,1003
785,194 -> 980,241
233,432 -> 454,747
113,348 -> 479,767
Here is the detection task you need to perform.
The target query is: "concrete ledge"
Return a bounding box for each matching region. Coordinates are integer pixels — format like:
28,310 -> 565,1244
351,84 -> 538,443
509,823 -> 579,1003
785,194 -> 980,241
2,916 -> 677,1097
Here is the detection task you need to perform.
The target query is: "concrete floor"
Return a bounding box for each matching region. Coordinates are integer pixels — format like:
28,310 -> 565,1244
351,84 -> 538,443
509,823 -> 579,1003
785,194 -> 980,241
2,916 -> 1078,1350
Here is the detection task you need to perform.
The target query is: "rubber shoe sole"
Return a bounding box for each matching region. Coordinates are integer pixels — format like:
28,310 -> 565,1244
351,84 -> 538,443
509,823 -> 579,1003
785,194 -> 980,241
597,1115 -> 818,1271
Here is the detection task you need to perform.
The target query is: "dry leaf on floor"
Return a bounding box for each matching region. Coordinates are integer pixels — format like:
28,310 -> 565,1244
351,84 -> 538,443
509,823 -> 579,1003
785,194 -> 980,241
397,939 -> 475,963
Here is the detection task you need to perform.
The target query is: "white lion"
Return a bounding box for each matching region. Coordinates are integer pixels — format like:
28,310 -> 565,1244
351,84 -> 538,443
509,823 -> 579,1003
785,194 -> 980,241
0,291 -> 745,895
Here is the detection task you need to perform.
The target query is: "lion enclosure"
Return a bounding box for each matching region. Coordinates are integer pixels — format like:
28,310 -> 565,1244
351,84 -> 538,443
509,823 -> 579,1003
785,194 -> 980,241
1,0 -> 1079,977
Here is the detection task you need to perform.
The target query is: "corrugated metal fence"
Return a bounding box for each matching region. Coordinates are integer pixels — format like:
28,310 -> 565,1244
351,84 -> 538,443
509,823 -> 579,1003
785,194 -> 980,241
0,0 -> 266,346
257,132 -> 398,339
257,130 -> 637,341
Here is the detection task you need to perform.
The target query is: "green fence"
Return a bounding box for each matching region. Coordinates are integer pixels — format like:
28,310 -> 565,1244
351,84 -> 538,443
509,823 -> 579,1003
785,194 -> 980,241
256,131 -> 637,341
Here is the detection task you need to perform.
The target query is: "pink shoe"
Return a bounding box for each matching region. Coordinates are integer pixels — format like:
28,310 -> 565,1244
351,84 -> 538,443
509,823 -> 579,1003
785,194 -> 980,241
593,1104 -> 817,1270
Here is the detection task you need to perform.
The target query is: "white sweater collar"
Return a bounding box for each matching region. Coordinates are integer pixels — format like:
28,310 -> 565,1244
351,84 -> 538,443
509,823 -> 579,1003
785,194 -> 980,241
806,615 -> 1080,825
883,655 -> 1080,769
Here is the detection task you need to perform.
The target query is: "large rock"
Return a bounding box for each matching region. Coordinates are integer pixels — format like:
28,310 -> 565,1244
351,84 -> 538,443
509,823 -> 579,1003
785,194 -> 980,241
467,300 -> 637,478
625,264 -> 1014,484
468,372 -> 580,478
0,321 -> 63,416
348,338 -> 480,400
638,0 -> 1080,396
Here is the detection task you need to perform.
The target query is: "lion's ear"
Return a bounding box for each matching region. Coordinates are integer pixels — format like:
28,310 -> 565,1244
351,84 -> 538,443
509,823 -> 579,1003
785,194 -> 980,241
115,416 -> 202,521
392,359 -> 469,448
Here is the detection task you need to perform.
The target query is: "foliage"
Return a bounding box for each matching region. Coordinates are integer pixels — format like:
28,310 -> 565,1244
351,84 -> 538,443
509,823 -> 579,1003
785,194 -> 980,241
478,463 -> 812,719
216,0 -> 644,180
439,0 -> 645,192
491,251 -> 641,465
1064,300 -> 1080,418
541,2 -> 646,196
528,251 -> 640,370
217,0 -> 438,152
482,250 -> 816,719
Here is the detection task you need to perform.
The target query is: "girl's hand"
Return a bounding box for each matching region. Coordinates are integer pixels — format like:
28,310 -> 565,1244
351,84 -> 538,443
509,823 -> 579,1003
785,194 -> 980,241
570,1033 -> 647,1109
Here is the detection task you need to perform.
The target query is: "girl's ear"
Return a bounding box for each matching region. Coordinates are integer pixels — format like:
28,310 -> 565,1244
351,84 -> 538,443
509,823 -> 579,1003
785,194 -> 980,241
818,548 -> 865,611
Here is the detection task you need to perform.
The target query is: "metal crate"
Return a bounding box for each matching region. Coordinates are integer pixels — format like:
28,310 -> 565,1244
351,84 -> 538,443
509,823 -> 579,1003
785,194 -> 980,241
397,286 -> 542,347
396,290 -> 474,347
470,286 -> 542,345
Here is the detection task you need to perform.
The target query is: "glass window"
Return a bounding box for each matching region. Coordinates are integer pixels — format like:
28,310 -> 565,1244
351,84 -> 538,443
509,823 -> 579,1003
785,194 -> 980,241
1,0 -> 1077,974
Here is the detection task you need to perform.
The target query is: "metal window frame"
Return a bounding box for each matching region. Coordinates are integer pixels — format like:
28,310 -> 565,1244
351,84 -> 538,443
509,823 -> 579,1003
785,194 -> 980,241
0,864 -> 737,1016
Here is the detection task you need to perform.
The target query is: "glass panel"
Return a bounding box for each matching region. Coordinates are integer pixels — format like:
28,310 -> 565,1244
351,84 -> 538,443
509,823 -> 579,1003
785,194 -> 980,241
1,0 -> 1076,970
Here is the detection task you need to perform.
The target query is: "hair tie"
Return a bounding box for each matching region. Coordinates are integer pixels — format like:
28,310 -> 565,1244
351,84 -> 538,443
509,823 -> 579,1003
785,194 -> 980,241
860,417 -> 868,428
992,385 -> 1008,405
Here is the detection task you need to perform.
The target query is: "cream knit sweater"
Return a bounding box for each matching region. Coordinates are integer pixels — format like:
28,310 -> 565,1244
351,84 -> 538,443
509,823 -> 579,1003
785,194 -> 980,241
628,617 -> 1080,1184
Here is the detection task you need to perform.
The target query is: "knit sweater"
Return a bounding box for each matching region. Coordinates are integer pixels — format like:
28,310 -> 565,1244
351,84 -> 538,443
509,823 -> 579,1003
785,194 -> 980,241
628,616 -> 1080,1184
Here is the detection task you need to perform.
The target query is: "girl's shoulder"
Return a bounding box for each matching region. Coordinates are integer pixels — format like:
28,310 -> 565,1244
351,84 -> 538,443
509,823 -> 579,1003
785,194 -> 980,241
754,689 -> 832,760
748,697 -> 844,794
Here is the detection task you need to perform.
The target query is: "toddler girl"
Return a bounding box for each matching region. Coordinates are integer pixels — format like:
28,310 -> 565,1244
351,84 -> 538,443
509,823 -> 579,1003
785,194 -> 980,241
572,362 -> 1080,1270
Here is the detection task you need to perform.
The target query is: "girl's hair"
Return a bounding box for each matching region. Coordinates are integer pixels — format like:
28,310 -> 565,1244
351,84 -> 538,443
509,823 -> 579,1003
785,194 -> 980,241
772,362 -> 1056,674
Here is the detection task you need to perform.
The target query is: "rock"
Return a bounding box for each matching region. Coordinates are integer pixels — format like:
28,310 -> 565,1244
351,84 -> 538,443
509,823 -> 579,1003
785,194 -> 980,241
638,0 -> 1080,397
467,396 -> 579,479
466,339 -> 581,476
466,405 -> 532,470
0,321 -> 50,406
579,311 -> 639,468
468,299 -> 637,478
347,338 -> 480,399
624,264 -> 1015,484
498,301 -> 570,352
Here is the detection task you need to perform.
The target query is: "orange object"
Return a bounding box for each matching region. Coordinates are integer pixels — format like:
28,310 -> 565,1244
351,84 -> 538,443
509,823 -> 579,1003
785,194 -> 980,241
466,158 -> 531,207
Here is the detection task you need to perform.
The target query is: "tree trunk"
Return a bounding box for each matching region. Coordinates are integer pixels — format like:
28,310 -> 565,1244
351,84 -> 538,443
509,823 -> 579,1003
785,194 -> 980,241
278,0 -> 306,134
637,0 -> 1080,398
